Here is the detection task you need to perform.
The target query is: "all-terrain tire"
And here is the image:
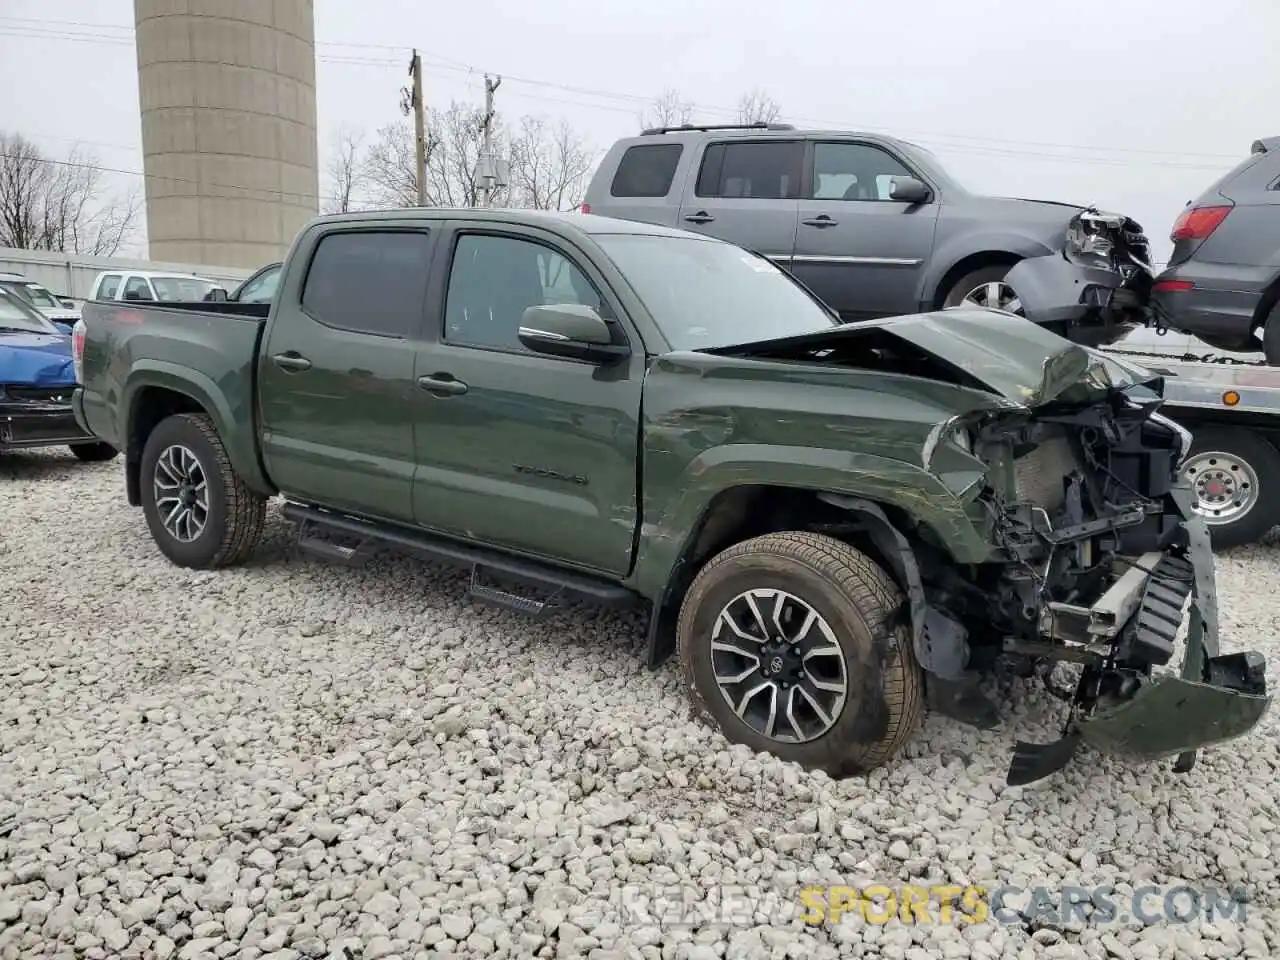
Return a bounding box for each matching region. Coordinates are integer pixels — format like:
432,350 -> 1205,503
68,442 -> 118,462
940,263 -> 1020,311
140,413 -> 266,569
1183,426 -> 1280,549
676,531 -> 924,777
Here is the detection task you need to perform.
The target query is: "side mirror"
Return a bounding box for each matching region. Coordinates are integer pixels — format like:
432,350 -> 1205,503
205,287 -> 228,302
518,304 -> 629,363
889,176 -> 931,204
60,298 -> 75,308
122,289 -> 145,301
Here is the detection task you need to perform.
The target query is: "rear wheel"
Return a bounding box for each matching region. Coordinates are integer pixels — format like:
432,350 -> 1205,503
68,442 -> 118,462
1182,426 -> 1280,548
941,264 -> 1023,314
140,413 -> 266,568
676,531 -> 923,777
1261,302 -> 1280,365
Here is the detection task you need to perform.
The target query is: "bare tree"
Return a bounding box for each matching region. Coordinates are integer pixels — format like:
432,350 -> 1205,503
364,101 -> 509,209
737,88 -> 782,125
507,116 -> 595,211
322,124 -> 366,214
639,88 -> 693,131
0,132 -> 140,255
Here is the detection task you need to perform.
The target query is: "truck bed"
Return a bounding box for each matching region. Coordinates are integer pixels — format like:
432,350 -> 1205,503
76,298 -> 270,484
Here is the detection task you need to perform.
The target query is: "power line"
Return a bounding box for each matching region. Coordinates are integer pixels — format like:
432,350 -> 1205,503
0,19 -> 1246,168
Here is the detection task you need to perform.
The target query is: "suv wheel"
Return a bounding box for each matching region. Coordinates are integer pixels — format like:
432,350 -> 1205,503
140,413 -> 266,568
676,531 -> 924,776
68,442 -> 118,462
942,265 -> 1022,313
1182,426 -> 1280,548
1261,303 -> 1280,365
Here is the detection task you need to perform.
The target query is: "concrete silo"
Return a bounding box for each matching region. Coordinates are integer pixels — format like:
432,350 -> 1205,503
133,0 -> 319,269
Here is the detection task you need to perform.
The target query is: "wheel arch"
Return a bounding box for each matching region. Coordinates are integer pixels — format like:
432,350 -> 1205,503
642,484 -> 969,679
929,250 -> 1026,309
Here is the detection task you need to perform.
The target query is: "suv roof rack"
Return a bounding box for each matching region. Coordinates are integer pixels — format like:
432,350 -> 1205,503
639,121 -> 797,136
1251,136 -> 1280,155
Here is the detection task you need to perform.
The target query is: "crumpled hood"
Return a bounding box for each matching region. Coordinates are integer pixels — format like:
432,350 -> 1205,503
704,307 -> 1162,408
0,332 -> 76,387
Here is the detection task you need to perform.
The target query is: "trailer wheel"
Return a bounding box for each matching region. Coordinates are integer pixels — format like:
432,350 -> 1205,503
1182,426 -> 1280,548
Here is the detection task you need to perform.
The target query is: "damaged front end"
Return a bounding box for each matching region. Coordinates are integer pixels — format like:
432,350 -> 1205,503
932,373 -> 1270,785
1004,208 -> 1155,348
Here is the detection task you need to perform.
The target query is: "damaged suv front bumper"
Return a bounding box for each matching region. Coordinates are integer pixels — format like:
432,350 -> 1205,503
1008,486 -> 1271,785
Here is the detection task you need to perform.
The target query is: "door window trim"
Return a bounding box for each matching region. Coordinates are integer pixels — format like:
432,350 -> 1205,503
296,226 -> 435,340
803,138 -> 937,202
434,227 -> 634,363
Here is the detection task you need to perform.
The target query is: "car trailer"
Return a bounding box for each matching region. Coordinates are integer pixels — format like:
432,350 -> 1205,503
1101,338 -> 1280,548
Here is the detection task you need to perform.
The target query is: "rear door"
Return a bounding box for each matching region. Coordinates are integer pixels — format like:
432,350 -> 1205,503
676,138 -> 804,263
791,138 -> 941,319
408,221 -> 644,577
257,225 -> 435,524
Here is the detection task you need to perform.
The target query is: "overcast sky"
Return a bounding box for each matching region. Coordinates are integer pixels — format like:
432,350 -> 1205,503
2,0 -> 1277,265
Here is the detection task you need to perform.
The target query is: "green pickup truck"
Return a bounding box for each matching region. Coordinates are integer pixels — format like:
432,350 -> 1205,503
71,209 -> 1270,785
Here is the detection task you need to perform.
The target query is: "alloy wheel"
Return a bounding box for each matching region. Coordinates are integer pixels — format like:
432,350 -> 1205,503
1183,450 -> 1258,524
961,280 -> 1023,315
153,444 -> 209,542
709,587 -> 849,743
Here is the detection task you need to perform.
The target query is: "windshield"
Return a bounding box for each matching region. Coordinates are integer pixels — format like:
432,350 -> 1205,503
0,280 -> 63,310
151,277 -> 219,301
594,234 -> 838,350
0,289 -> 59,334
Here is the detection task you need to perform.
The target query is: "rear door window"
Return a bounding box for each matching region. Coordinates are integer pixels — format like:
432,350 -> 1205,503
98,274 -> 122,299
301,230 -> 432,338
610,143 -> 684,198
695,141 -> 804,200
122,277 -> 154,300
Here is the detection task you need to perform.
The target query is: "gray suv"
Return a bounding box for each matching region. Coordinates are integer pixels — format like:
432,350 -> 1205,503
581,122 -> 1153,325
1151,137 -> 1280,362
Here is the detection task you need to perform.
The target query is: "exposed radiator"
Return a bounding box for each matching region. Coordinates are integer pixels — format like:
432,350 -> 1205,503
1013,436 -> 1078,513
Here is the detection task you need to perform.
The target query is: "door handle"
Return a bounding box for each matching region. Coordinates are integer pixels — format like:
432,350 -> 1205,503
417,374 -> 468,397
271,352 -> 312,372
684,212 -> 715,224
802,215 -> 839,228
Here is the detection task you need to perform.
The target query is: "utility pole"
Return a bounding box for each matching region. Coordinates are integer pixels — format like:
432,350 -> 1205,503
479,74 -> 501,207
401,50 -> 427,206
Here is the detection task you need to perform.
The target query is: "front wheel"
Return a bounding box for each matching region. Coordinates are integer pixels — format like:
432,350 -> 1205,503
68,442 -> 118,462
941,264 -> 1022,314
676,531 -> 924,777
1182,426 -> 1280,548
140,413 -> 266,569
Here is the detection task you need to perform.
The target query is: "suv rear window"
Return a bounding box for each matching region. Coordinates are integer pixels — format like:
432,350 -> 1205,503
695,141 -> 804,200
610,143 -> 683,198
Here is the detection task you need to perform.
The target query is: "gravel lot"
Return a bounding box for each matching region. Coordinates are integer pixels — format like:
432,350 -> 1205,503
2,450 -> 1279,960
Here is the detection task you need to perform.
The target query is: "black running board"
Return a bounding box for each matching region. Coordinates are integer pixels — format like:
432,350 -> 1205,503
1006,731 -> 1082,786
281,502 -> 639,613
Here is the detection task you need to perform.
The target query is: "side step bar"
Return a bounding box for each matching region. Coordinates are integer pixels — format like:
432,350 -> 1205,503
281,502 -> 639,616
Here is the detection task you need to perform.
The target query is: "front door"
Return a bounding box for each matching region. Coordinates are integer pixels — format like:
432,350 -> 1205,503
676,138 -> 803,265
791,140 -> 941,319
257,227 -> 434,524
410,225 -> 644,577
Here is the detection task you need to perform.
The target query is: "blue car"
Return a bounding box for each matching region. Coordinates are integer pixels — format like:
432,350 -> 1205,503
0,287 -> 117,461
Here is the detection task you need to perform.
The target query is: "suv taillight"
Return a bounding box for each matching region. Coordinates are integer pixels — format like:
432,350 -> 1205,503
579,203 -> 591,214
1170,204 -> 1232,242
72,318 -> 86,384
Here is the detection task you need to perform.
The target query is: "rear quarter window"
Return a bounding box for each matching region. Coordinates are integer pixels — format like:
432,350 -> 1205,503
610,143 -> 684,198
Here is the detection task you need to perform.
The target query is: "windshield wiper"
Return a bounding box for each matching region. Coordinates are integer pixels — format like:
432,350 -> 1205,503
0,326 -> 41,334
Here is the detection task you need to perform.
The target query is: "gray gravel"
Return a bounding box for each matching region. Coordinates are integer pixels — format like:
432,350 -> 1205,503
2,449 -> 1279,960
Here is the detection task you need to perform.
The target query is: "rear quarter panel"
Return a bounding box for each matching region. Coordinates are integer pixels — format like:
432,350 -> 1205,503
629,352 -> 1008,598
78,301 -> 271,494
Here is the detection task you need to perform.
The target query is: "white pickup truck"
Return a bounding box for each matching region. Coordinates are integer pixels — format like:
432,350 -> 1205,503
89,269 -> 227,303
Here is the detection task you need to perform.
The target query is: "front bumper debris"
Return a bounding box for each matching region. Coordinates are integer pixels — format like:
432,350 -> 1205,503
1006,488 -> 1271,785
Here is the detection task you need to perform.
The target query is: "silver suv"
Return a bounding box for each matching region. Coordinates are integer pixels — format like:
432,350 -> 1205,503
581,122 -> 1153,326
